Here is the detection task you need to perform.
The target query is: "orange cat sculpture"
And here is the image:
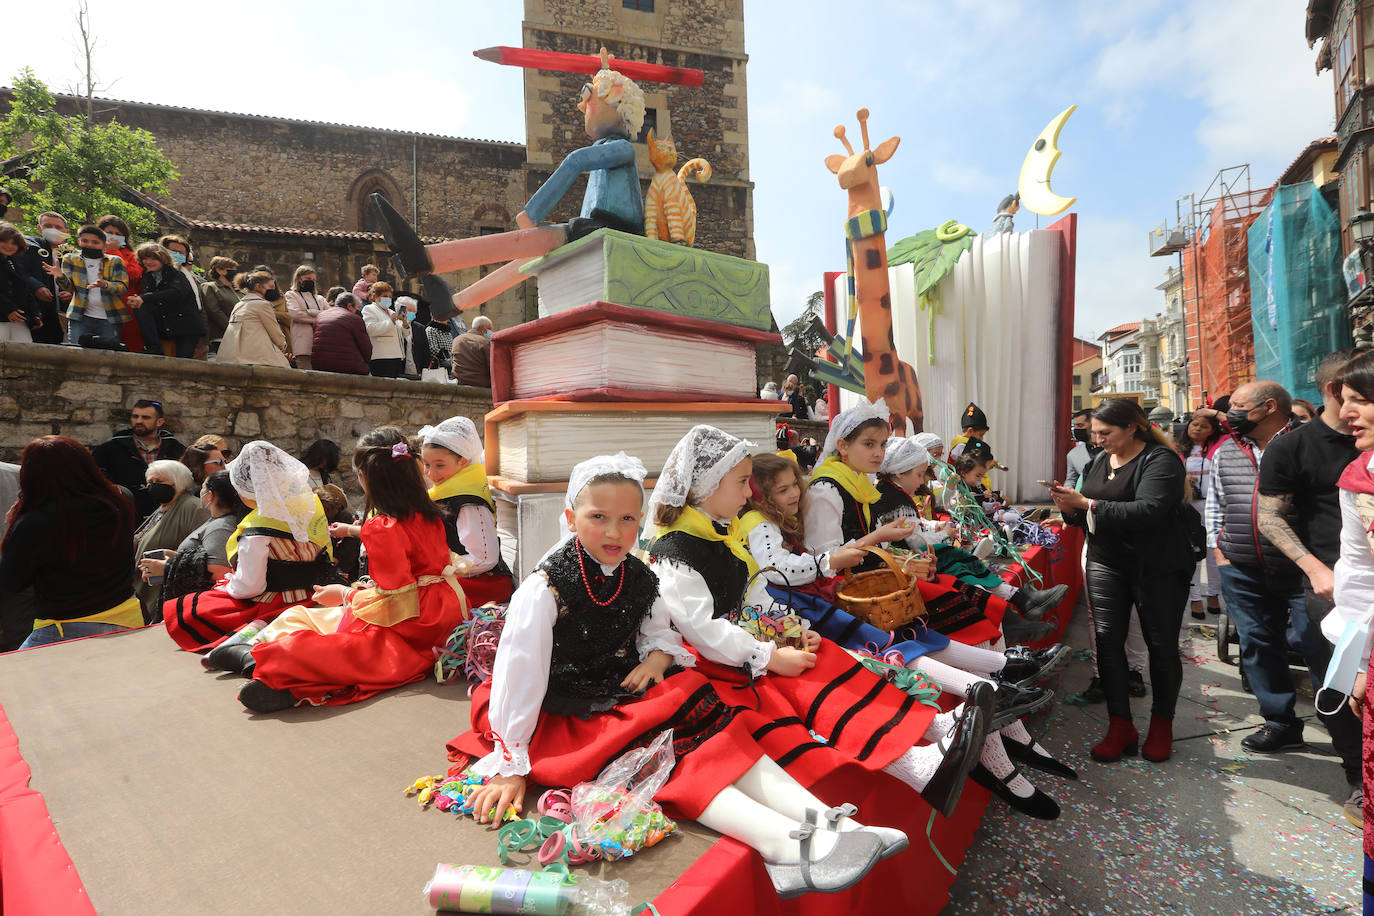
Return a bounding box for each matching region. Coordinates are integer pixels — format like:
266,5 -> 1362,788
644,128 -> 712,246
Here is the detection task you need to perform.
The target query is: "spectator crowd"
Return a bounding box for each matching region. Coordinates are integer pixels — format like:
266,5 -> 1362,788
0,205 -> 495,386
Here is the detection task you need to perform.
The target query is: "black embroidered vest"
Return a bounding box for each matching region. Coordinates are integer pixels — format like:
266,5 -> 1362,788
872,479 -> 918,524
237,528 -> 340,591
813,480 -> 883,572
539,539 -> 659,717
649,528 -> 749,617
436,494 -> 513,579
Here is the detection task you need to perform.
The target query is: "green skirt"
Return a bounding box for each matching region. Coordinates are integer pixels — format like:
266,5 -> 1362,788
933,542 -> 1003,590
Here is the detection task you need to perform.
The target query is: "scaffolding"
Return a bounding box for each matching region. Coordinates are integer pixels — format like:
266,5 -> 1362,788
1181,166 -> 1272,404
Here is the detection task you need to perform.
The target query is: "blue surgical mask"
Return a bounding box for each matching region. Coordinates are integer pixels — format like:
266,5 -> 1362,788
379,297 -> 392,310
171,251 -> 187,266
106,234 -> 125,248
406,310 -> 417,321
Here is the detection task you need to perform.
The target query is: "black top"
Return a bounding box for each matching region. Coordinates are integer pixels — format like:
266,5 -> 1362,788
812,479 -> 884,572
1073,443 -> 1193,572
650,528 -> 750,613
0,497 -> 135,621
1080,451 -> 1141,565
1,253 -> 39,328
539,539 -> 659,717
1257,417 -> 1359,568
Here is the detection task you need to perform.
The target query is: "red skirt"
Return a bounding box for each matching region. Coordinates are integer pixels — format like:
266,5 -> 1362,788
693,639 -> 935,789
163,588 -> 294,652
448,671 -> 764,819
919,575 -> 1008,646
459,571 -> 514,609
250,590 -> 468,707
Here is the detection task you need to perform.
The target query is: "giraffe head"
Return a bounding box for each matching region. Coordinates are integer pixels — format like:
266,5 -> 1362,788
825,108 -> 899,201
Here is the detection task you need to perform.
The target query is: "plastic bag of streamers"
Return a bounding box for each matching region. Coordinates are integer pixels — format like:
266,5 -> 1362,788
571,729 -> 679,861
434,602 -> 508,685
423,863 -> 631,916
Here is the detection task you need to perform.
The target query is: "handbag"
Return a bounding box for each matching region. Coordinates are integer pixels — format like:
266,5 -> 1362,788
420,367 -> 449,384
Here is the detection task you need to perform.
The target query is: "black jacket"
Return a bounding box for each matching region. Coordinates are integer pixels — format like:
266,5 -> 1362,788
0,496 -> 135,623
92,429 -> 187,520
1,254 -> 40,329
15,237 -> 63,343
1071,443 -> 1194,573
141,265 -> 206,338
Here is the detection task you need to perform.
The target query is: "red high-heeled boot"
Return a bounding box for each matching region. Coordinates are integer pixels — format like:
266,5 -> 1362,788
1141,715 -> 1173,762
1090,716 -> 1139,762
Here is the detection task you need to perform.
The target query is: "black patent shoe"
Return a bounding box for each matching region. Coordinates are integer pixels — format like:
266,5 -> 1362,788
999,643 -> 1072,688
369,192 -> 432,278
1240,723 -> 1304,753
920,682 -> 992,818
969,764 -> 1061,820
989,680 -> 1054,730
205,642 -> 257,677
764,810 -> 884,899
1128,669 -> 1148,698
1018,584 -> 1070,621
422,274 -> 458,321
238,679 -> 299,713
1074,676 -> 1106,704
1002,614 -> 1056,645
1001,734 -> 1079,780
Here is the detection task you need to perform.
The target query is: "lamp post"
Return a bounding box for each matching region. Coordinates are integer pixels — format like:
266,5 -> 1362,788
1353,208 -> 1374,247
1353,209 -> 1374,348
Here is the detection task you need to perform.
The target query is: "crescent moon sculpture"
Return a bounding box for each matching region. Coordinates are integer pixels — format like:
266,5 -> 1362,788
1017,105 -> 1077,217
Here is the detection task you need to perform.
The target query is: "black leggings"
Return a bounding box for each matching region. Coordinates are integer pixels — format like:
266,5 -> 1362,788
1085,558 -> 1191,719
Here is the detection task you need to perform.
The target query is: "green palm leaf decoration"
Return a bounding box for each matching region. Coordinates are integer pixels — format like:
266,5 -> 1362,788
887,220 -> 975,363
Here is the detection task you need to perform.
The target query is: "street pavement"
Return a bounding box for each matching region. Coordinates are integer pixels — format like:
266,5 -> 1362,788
943,597 -> 1362,915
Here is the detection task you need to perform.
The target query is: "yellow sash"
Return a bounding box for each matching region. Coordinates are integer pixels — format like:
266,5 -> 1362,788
226,497 -> 333,561
34,596 -> 143,635
810,456 -> 880,527
427,462 -> 494,509
658,505 -> 760,578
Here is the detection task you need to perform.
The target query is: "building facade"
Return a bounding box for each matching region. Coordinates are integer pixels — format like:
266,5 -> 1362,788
1095,322 -> 1144,403
1138,265 -> 1189,413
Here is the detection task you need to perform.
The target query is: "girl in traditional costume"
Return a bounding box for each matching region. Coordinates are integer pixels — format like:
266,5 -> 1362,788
207,428 -> 470,713
448,454 -> 903,899
164,441 -> 337,653
645,426 -> 988,820
418,416 -> 514,607
749,450 -> 1071,819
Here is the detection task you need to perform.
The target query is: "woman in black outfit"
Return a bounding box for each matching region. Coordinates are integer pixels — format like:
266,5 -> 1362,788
127,242 -> 206,359
0,436 -> 139,647
1050,399 -> 1194,765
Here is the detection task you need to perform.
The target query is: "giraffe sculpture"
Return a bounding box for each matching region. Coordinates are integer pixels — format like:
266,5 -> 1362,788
825,108 -> 925,433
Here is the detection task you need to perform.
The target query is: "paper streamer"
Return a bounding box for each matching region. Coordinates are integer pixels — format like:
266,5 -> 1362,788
424,864 -> 578,915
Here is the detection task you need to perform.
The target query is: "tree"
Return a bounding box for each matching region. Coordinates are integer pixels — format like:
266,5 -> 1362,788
0,67 -> 177,238
781,290 -> 828,396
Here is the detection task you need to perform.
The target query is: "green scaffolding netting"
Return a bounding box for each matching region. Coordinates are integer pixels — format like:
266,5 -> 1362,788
1248,183 -> 1350,403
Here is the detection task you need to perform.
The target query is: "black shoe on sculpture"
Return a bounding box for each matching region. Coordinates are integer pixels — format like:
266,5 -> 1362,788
369,192 -> 432,278
422,274 -> 458,322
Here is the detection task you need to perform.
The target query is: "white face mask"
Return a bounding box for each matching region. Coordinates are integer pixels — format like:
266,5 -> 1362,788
105,234 -> 125,248
41,227 -> 68,244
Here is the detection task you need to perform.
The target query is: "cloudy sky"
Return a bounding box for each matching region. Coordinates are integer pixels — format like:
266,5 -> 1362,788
5,0 -> 1334,339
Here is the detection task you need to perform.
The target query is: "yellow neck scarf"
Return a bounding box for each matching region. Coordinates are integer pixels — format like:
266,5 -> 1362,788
660,505 -> 759,578
226,496 -> 332,561
810,455 -> 880,526
427,462 -> 494,509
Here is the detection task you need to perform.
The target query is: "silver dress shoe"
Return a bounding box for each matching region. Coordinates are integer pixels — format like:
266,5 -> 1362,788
823,803 -> 908,860
764,809 -> 884,899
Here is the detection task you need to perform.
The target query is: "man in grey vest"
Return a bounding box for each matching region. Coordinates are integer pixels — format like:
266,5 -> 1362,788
1205,381 -> 1312,753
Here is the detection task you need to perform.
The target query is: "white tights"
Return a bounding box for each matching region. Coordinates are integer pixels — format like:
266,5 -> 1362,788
697,758 -> 864,863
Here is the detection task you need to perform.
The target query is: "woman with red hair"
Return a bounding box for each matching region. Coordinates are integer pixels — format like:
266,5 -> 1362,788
0,436 -> 140,647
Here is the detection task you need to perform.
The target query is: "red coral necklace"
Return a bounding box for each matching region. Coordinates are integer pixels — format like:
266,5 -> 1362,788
575,538 -> 625,607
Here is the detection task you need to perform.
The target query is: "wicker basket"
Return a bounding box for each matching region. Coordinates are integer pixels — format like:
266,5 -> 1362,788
835,547 -> 927,631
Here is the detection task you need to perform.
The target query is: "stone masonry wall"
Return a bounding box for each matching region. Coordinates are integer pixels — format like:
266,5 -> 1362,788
0,342 -> 494,495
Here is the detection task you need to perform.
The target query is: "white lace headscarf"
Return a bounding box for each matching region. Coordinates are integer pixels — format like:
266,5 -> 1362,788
879,437 -> 930,475
645,425 -> 754,535
820,399 -> 891,462
540,453 -> 648,564
419,416 -> 482,463
227,441 -> 317,541
913,432 -> 944,457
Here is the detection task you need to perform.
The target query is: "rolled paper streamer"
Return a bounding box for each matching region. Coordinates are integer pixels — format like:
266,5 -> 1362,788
425,863 -> 469,910
458,865 -> 501,912
201,619 -> 268,669
491,867 -> 534,912
522,869 -> 580,916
